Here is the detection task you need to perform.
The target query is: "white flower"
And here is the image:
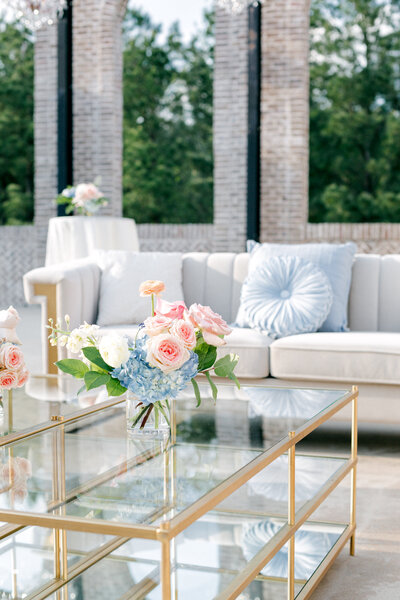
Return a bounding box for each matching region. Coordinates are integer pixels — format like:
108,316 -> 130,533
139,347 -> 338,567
66,323 -> 99,354
59,336 -> 68,347
66,330 -> 85,354
99,334 -> 130,368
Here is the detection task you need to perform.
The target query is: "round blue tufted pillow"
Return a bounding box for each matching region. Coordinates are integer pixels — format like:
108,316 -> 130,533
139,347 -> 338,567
240,256 -> 333,338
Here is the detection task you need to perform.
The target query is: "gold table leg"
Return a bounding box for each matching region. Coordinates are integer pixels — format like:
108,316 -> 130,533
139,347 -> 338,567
350,386 -> 358,556
161,535 -> 171,600
288,431 -> 296,600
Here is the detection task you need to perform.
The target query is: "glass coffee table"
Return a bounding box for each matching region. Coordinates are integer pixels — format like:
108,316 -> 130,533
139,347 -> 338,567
0,382 -> 358,599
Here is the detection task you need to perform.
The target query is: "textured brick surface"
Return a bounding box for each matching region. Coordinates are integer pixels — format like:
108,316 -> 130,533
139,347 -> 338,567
213,8 -> 248,252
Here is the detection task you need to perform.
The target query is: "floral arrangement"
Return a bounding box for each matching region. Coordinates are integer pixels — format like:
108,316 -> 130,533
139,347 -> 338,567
56,182 -> 108,216
49,280 -> 239,428
0,307 -> 29,391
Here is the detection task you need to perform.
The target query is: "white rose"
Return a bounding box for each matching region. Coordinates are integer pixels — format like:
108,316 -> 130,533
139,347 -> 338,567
99,335 -> 130,368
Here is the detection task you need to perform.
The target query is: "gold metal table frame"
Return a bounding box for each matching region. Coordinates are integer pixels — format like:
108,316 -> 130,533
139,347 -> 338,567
0,384 -> 358,600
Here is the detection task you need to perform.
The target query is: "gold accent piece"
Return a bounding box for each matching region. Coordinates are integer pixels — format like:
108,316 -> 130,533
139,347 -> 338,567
288,431 -> 296,600
33,283 -> 58,374
350,386 -> 358,556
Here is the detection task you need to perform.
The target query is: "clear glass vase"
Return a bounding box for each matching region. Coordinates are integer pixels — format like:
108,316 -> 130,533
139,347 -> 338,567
126,392 -> 171,447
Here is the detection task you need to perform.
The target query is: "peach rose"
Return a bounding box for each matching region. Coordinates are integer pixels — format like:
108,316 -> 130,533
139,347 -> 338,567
170,319 -> 196,350
146,334 -> 189,373
143,315 -> 172,336
0,343 -> 24,370
189,303 -> 232,347
17,368 -> 29,388
156,298 -> 187,320
0,369 -> 18,389
0,306 -> 21,344
139,280 -> 166,297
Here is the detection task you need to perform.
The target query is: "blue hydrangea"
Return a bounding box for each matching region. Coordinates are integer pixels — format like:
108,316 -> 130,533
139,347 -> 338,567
111,335 -> 198,405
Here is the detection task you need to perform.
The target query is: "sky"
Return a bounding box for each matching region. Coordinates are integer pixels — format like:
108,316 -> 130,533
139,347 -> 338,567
129,0 -> 213,41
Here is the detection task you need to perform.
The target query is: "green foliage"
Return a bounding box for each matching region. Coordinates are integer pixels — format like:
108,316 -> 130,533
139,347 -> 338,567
0,17 -> 34,224
194,338 -> 217,371
310,0 -> 400,222
55,359 -> 89,379
84,371 -> 110,391
106,377 -> 127,397
213,354 -> 240,388
82,347 -> 112,372
122,8 -> 214,224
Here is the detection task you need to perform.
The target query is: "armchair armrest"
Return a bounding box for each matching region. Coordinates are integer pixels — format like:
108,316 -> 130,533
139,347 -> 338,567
23,258 -> 101,374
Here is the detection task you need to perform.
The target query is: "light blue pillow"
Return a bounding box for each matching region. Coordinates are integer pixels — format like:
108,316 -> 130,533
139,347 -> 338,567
238,256 -> 333,338
243,241 -> 357,332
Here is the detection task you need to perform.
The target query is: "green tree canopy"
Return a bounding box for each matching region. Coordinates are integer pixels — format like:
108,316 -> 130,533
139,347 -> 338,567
310,0 -> 400,222
0,16 -> 34,224
122,8 -> 214,224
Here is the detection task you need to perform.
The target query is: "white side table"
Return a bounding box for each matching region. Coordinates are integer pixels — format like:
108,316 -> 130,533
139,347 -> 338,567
45,216 -> 140,266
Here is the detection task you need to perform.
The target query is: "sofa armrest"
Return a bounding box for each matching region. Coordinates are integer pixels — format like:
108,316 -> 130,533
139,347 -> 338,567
23,258 -> 101,374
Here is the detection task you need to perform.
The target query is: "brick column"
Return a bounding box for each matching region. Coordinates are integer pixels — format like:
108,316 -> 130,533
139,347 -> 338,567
259,0 -> 310,243
213,8 -> 248,252
73,0 -> 127,216
34,23 -> 58,263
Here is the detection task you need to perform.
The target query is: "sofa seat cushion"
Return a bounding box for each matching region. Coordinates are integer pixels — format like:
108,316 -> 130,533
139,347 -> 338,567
99,325 -> 272,379
270,332 -> 400,385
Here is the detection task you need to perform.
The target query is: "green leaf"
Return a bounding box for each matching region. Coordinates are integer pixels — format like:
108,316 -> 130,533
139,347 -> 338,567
195,342 -> 217,372
191,377 -> 202,408
213,353 -> 239,378
106,377 -> 127,397
55,359 -> 89,379
82,347 -> 113,372
84,371 -> 110,391
205,371 -> 218,401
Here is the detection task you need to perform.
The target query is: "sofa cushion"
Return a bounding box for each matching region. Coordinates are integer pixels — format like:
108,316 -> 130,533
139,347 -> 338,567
270,332 -> 400,385
238,256 -> 333,337
99,325 -> 272,379
94,251 -> 184,327
243,242 -> 357,332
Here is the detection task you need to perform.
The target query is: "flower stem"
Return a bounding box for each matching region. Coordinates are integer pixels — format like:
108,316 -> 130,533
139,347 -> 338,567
140,404 -> 154,429
151,294 -> 155,317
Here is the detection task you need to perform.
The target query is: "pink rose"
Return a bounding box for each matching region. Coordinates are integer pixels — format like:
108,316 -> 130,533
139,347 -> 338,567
15,456 -> 32,477
189,304 -> 232,347
73,183 -> 103,207
0,343 -> 24,370
170,319 -> 196,350
0,306 -> 21,344
143,315 -> 172,336
0,369 -> 18,389
156,298 -> 187,320
146,334 -> 189,373
17,368 -> 29,388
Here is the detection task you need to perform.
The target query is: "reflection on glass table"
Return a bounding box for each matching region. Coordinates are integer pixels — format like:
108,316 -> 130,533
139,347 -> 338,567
0,374 -> 125,442
39,514 -> 346,600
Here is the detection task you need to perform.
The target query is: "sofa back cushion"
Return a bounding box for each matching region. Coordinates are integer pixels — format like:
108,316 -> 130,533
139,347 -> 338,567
183,252 -> 400,332
349,254 -> 400,332
182,253 -> 249,324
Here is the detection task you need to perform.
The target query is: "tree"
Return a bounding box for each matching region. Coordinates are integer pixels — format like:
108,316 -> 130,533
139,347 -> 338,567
0,17 -> 34,224
122,8 -> 214,224
309,0 -> 400,222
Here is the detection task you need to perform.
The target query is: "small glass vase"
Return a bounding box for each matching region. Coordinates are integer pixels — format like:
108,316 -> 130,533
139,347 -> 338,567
126,392 -> 171,446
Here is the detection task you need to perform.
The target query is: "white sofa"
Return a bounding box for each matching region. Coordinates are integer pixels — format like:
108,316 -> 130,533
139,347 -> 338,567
23,252 -> 400,424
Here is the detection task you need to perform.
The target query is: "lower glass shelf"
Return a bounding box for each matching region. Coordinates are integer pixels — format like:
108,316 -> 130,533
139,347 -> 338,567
17,514 -> 347,599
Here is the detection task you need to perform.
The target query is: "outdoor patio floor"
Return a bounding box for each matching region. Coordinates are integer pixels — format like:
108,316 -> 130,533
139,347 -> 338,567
14,306 -> 400,599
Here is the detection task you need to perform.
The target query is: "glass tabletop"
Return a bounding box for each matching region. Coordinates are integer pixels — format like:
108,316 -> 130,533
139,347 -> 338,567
0,383 -> 351,537
0,374 -> 125,442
